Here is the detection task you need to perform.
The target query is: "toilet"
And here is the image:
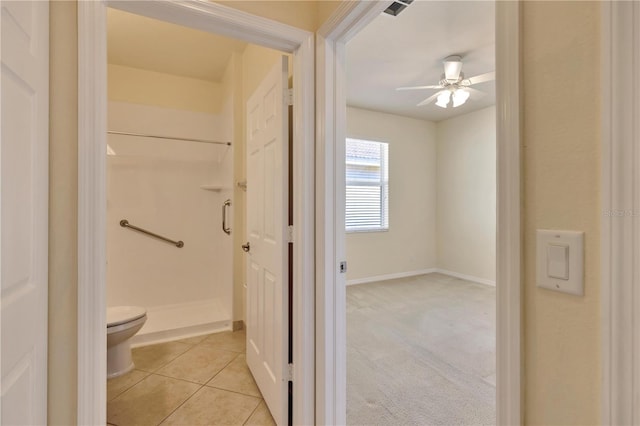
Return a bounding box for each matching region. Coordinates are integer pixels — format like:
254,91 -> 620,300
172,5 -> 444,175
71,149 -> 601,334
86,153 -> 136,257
107,306 -> 147,379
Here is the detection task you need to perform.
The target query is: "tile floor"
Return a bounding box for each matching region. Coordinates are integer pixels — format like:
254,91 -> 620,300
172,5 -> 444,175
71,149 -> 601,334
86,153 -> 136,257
107,330 -> 276,426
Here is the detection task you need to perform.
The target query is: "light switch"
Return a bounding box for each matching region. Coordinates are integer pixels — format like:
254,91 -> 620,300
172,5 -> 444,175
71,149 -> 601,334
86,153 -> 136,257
547,244 -> 569,280
536,230 -> 584,296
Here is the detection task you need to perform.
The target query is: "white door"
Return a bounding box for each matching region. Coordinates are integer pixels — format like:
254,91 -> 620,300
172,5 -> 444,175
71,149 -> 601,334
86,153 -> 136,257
245,56 -> 289,425
1,1 -> 49,424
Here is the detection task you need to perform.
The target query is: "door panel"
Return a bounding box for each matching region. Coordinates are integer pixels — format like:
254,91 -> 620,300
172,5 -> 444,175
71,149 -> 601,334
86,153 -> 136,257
1,1 -> 49,424
245,56 -> 289,425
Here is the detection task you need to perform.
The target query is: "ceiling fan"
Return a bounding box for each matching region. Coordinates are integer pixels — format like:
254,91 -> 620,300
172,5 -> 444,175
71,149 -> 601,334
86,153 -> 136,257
396,55 -> 495,108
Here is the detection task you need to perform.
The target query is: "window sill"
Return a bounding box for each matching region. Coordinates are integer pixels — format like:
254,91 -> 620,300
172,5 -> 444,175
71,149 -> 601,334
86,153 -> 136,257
346,228 -> 389,234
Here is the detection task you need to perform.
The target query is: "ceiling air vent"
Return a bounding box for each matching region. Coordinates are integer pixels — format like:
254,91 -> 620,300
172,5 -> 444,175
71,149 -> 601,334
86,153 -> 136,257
383,0 -> 414,17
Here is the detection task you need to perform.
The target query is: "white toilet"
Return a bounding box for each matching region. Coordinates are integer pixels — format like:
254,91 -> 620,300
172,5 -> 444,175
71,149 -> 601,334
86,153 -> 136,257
107,306 -> 147,379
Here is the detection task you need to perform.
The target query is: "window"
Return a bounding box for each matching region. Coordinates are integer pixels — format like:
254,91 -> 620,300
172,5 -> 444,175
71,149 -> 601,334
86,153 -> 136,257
345,138 -> 389,232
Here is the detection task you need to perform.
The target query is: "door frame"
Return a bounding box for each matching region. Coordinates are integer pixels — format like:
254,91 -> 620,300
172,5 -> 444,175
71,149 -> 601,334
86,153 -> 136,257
77,1 -> 315,424
601,1 -> 640,424
315,1 -> 522,424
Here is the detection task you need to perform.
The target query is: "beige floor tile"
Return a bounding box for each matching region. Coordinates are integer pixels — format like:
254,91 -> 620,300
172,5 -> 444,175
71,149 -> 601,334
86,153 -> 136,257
157,345 -> 238,384
132,341 -> 192,372
206,354 -> 261,397
107,374 -> 200,426
161,386 -> 260,425
244,400 -> 276,426
107,369 -> 149,401
176,334 -> 209,346
201,330 -> 246,353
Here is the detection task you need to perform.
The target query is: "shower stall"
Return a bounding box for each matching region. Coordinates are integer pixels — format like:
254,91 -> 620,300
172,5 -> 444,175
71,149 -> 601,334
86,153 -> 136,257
106,99 -> 234,346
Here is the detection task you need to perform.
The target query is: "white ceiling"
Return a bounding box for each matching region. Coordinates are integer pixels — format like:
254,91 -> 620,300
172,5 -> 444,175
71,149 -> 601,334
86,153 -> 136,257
347,1 -> 495,122
107,8 -> 246,82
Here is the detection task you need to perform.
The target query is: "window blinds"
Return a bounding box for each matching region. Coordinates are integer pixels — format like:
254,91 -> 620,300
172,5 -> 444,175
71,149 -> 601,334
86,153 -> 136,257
345,138 -> 389,231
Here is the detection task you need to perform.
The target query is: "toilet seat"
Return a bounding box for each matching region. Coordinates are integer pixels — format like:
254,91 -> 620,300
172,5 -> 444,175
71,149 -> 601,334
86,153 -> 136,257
107,306 -> 147,328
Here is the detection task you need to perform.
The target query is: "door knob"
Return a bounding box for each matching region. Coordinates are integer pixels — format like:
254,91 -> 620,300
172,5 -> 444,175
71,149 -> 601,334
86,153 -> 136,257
242,242 -> 250,252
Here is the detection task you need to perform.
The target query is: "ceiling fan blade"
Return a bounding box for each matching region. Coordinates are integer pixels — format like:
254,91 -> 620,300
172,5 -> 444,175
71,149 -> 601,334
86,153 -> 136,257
396,85 -> 442,91
416,91 -> 443,107
464,87 -> 487,97
463,71 -> 496,86
444,56 -> 463,81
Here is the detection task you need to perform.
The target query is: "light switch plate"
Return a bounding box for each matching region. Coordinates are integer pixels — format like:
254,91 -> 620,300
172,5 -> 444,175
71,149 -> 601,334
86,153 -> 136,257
536,229 -> 584,296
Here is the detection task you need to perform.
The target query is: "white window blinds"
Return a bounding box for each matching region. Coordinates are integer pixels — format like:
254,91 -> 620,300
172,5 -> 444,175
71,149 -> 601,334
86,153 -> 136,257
345,138 -> 389,232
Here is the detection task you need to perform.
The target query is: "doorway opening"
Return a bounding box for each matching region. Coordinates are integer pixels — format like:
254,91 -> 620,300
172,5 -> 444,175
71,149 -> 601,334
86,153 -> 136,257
315,1 -> 521,424
105,8 -> 291,424
77,2 -> 315,425
343,2 -> 497,423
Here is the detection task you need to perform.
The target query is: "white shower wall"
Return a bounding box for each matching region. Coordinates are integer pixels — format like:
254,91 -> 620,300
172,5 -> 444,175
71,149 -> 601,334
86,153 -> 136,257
107,100 -> 234,344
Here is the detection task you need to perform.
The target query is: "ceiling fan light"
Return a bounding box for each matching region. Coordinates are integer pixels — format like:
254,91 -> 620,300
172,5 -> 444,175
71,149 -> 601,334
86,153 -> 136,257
452,89 -> 470,107
435,91 -> 451,108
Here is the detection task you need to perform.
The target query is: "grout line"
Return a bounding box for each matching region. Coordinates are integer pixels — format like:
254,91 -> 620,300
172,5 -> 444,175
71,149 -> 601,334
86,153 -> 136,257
165,343 -> 198,364
203,352 -> 241,384
151,371 -> 208,386
194,341 -> 245,355
131,353 -> 191,375
112,333 -> 250,425
149,351 -> 240,389
107,370 -> 150,402
151,333 -> 233,424
204,384 -> 263,400
242,400 -> 262,426
155,382 -> 205,426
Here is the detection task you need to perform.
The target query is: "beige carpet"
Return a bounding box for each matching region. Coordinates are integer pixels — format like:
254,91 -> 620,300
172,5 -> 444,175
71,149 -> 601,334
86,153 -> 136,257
347,273 -> 496,426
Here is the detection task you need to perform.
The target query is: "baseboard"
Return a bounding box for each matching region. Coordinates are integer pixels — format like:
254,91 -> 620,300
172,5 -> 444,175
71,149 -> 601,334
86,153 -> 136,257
346,268 -> 436,286
232,320 -> 244,331
131,320 -> 232,348
434,268 -> 496,287
345,268 -> 496,287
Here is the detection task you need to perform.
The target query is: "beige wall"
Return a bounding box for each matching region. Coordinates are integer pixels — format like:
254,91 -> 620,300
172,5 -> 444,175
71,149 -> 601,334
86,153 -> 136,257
219,0 -> 342,32
436,106 -> 496,283
345,106 -> 495,284
48,0 -> 604,424
316,0 -> 344,29
108,64 -> 224,114
522,2 -> 601,424
345,107 -> 437,280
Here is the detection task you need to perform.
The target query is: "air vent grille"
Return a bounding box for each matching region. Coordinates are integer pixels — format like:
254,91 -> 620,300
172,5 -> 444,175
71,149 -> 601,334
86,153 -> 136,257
383,0 -> 414,17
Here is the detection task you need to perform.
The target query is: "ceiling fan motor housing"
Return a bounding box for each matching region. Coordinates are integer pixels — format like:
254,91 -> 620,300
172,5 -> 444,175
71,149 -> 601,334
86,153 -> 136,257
440,72 -> 465,88
443,55 -> 463,82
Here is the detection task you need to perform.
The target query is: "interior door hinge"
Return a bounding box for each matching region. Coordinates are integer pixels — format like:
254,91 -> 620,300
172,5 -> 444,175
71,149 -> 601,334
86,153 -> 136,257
287,363 -> 294,381
286,88 -> 294,106
287,225 -> 294,243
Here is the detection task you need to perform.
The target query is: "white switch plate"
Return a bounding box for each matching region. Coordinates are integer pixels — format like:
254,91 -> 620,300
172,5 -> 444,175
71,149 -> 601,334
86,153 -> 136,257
536,230 -> 584,296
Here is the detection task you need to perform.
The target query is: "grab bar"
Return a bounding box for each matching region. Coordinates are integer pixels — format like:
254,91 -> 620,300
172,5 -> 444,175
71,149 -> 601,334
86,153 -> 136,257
120,219 -> 184,248
222,199 -> 231,235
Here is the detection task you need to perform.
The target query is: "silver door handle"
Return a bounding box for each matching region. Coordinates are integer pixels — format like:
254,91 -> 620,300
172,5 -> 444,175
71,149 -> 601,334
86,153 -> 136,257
222,199 -> 231,235
242,242 -> 250,252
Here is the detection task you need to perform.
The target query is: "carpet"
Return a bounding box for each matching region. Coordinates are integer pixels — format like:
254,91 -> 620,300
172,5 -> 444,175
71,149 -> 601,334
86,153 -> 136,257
347,273 -> 496,426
